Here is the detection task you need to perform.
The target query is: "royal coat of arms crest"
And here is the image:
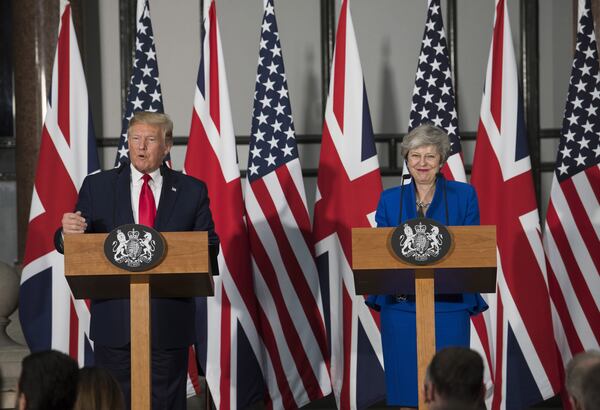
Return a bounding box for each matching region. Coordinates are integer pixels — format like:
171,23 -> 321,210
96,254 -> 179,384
390,218 -> 451,265
104,224 -> 165,271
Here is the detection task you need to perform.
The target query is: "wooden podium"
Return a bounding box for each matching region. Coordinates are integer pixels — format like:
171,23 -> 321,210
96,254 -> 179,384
64,231 -> 214,410
352,226 -> 496,409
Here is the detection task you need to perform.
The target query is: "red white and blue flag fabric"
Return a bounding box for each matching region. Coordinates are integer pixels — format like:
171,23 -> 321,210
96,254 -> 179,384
19,2 -> 100,366
114,0 -> 167,167
244,1 -> 331,407
408,0 -> 465,182
184,0 -> 265,408
313,0 -> 384,408
471,0 -> 561,408
543,0 -> 600,394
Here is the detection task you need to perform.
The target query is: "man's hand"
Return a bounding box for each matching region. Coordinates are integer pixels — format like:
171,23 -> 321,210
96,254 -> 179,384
62,211 -> 87,234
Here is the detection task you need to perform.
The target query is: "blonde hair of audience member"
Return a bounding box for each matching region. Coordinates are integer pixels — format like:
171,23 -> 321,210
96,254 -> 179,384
74,367 -> 125,410
565,350 -> 600,410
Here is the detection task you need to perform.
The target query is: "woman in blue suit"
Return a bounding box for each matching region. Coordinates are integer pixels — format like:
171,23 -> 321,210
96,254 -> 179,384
366,123 -> 488,407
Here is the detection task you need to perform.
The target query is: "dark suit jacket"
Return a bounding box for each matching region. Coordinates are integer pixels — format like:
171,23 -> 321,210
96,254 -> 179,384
62,164 -> 218,349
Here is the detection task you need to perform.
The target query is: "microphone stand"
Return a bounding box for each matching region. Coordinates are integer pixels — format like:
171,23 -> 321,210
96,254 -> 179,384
397,174 -> 411,225
436,172 -> 449,225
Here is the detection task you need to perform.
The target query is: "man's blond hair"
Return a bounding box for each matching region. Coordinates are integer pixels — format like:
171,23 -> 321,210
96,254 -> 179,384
127,112 -> 173,145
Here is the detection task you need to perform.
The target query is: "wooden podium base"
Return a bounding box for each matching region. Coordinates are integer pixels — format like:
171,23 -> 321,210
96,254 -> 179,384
415,269 -> 435,410
131,276 -> 151,410
350,226 -> 497,410
64,231 -> 215,410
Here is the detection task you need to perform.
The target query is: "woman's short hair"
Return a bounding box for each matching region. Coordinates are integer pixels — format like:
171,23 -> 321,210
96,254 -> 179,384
127,111 -> 173,145
400,123 -> 451,164
74,367 -> 125,410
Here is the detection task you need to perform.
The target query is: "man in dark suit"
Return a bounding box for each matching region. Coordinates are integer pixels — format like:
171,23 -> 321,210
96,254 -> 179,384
59,112 -> 218,409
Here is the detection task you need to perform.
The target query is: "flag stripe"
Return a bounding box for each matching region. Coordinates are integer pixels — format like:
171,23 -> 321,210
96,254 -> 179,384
68,299 -> 78,359
219,290 -> 231,409
57,9 -> 70,146
333,2 -> 347,130
546,198 -> 600,326
490,0 -> 504,129
545,228 -> 598,350
251,261 -> 310,407
208,2 -> 220,133
586,165 -> 600,204
546,261 -> 585,355
560,178 -> 600,272
576,166 -> 600,238
491,292 -> 504,410
275,163 -> 313,255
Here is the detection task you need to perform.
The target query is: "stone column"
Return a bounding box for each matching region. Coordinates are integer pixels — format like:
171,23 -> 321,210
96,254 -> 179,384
12,0 -> 59,262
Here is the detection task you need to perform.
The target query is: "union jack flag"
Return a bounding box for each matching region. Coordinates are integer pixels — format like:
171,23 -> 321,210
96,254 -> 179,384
19,2 -> 100,366
543,0 -> 600,397
114,0 -> 166,167
313,0 -> 385,408
471,0 -> 561,408
184,0 -> 265,407
408,0 -> 465,182
244,1 -> 331,407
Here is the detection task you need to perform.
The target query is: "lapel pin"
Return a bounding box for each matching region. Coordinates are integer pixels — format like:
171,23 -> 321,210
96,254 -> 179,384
171,187 -> 177,192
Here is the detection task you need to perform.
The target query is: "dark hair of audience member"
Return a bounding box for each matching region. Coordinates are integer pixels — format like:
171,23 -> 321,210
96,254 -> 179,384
18,350 -> 79,410
427,347 -> 484,406
581,362 -> 600,410
74,367 -> 125,410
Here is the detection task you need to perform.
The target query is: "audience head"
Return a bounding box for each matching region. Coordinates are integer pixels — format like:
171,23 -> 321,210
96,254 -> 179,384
74,367 -> 125,410
17,350 -> 79,410
565,350 -> 600,410
424,347 -> 485,410
580,362 -> 600,410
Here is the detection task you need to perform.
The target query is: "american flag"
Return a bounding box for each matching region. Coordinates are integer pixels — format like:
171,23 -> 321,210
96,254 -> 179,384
19,2 -> 100,366
244,0 -> 331,408
184,0 -> 265,407
543,0 -> 600,394
471,0 -> 561,408
114,0 -> 166,167
313,0 -> 385,408
408,0 -> 465,182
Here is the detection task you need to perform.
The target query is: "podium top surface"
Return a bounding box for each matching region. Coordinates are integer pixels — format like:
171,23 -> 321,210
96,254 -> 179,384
64,231 -> 213,299
351,226 -> 497,295
352,225 -> 496,270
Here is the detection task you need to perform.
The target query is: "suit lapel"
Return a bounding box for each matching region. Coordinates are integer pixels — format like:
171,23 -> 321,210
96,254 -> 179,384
115,165 -> 135,227
155,166 -> 180,230
403,182 -> 417,222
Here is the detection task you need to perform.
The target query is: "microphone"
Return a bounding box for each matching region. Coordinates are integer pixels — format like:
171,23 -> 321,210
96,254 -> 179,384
397,174 -> 411,225
436,172 -> 449,225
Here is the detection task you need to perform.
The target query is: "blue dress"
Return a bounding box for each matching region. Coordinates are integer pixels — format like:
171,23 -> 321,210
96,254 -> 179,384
366,177 -> 488,406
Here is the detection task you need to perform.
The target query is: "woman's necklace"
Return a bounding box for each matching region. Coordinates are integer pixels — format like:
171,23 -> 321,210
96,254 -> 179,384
415,183 -> 435,216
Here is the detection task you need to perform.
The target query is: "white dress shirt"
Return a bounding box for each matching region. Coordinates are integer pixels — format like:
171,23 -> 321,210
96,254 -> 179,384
130,165 -> 163,224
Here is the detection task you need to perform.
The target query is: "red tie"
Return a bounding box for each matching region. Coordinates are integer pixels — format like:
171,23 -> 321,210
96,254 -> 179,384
139,174 -> 156,227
